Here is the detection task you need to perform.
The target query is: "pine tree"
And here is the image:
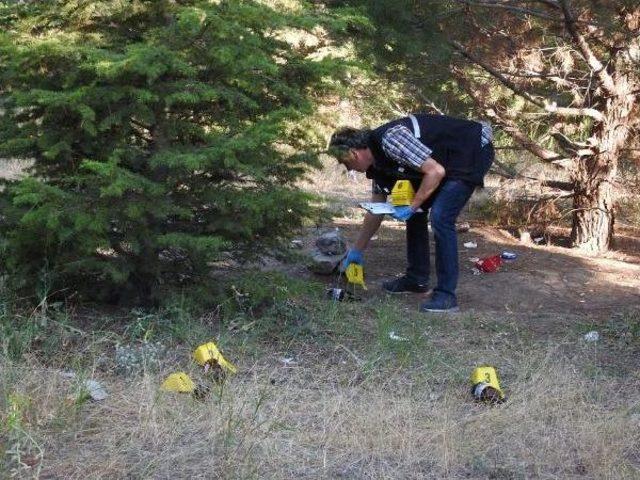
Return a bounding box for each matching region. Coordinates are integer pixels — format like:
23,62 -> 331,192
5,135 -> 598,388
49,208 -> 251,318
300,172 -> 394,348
0,0 -> 344,303
333,0 -> 639,253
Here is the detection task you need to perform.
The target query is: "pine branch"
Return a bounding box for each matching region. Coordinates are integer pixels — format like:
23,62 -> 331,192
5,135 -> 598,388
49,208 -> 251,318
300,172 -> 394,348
534,0 -> 561,10
550,131 -> 597,157
491,162 -> 575,191
453,0 -> 564,22
454,73 -> 569,168
558,0 -> 617,96
450,40 -> 546,107
543,102 -> 604,122
540,179 -> 575,190
497,115 -> 568,166
501,69 -> 585,104
498,69 -> 582,92
450,40 -> 604,121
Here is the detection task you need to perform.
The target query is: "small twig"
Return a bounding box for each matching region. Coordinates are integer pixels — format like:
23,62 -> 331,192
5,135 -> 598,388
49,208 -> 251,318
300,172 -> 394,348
334,343 -> 364,367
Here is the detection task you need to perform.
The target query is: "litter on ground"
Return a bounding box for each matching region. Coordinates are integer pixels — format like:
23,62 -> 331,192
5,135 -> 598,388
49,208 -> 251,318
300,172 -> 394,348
389,331 -> 409,342
475,255 -> 502,273
584,331 -> 600,342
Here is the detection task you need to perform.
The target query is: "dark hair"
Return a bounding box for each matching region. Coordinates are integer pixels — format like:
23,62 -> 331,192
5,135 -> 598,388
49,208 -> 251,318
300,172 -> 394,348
328,127 -> 371,162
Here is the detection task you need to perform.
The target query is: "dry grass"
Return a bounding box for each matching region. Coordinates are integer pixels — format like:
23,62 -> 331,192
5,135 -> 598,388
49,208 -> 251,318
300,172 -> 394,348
2,307 -> 639,479
2,140 -> 640,479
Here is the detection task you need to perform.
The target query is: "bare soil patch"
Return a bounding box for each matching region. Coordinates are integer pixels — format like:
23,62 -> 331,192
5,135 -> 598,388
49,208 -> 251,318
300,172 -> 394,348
316,218 -> 640,324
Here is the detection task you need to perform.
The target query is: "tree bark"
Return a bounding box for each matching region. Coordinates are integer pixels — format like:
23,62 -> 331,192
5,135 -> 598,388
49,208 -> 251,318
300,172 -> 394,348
570,78 -> 635,253
570,157 -> 615,253
442,1 -> 639,254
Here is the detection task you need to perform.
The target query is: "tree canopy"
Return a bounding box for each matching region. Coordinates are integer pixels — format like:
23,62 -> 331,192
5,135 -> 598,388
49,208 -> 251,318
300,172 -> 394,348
331,0 -> 639,252
0,0 -> 348,303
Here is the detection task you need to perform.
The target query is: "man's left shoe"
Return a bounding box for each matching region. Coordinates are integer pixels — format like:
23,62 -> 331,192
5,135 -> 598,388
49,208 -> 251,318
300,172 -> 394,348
420,295 -> 460,313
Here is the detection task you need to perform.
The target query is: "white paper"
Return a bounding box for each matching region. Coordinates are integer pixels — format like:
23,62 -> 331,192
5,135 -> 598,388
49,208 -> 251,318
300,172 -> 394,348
389,331 -> 409,342
584,331 -> 599,342
359,202 -> 396,215
359,202 -> 423,215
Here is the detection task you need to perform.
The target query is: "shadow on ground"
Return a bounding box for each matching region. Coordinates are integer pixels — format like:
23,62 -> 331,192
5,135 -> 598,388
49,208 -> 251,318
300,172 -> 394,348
309,219 -> 640,328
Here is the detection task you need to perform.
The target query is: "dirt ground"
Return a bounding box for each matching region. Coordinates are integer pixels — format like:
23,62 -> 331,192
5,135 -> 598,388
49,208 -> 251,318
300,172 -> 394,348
309,218 -> 640,326
307,159 -> 640,325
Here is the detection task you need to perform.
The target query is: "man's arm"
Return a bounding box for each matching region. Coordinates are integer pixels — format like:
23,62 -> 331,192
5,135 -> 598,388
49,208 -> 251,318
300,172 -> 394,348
354,193 -> 386,251
380,124 -> 446,211
410,158 -> 445,211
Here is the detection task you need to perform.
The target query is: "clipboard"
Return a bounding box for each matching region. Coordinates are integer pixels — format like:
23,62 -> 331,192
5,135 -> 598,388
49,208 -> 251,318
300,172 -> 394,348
359,202 -> 395,215
359,202 -> 424,216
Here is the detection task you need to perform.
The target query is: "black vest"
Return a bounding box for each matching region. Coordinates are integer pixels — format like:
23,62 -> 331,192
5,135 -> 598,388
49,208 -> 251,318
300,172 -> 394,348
366,114 -> 488,190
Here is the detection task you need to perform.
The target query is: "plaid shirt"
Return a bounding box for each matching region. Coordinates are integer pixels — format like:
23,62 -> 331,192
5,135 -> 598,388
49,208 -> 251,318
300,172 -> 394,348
381,122 -> 493,171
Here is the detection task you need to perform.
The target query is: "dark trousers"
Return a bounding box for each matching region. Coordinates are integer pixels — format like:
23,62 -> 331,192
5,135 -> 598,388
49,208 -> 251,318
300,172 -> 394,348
405,178 -> 474,300
405,142 -> 494,299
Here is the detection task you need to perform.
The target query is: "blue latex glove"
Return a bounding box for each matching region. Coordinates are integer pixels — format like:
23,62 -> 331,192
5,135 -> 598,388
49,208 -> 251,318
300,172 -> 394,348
392,206 -> 416,221
340,248 -> 363,272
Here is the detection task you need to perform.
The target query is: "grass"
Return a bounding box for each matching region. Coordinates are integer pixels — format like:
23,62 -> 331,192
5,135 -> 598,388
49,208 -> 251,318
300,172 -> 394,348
1,282 -> 639,478
1,207 -> 639,478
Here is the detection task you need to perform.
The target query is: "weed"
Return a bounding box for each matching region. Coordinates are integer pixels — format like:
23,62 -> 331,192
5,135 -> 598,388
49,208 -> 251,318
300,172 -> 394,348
604,309 -> 640,345
0,313 -> 42,361
1,392 -> 44,477
373,304 -> 426,364
0,268 -> 638,478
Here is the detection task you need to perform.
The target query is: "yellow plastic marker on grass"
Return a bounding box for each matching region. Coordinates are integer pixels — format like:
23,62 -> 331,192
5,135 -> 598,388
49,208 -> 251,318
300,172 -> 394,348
193,341 -> 237,375
470,366 -> 505,402
161,372 -> 196,393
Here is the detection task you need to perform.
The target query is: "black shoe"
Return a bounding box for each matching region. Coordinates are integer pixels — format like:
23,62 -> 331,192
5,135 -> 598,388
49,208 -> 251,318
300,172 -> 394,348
420,294 -> 460,313
382,276 -> 429,294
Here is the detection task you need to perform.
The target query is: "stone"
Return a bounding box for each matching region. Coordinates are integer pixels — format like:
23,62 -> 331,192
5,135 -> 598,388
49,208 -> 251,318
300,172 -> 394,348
456,222 -> 471,233
308,250 -> 341,275
315,229 -> 346,256
84,379 -> 108,401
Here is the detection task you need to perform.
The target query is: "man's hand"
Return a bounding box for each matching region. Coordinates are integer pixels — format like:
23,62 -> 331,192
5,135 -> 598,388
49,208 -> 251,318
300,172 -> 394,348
340,248 -> 363,272
391,206 -> 415,221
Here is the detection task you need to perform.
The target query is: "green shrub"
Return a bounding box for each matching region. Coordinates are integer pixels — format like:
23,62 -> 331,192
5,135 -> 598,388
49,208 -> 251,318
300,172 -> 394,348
0,0 -> 347,304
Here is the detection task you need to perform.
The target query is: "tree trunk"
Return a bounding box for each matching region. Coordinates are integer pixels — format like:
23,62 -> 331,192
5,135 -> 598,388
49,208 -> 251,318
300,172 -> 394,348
570,80 -> 635,253
571,157 -> 615,253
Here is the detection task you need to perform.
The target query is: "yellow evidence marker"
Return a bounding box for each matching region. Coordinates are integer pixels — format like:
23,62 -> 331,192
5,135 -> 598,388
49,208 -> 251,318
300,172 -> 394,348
345,263 -> 365,288
193,341 -> 237,375
391,180 -> 416,206
161,372 -> 196,393
470,366 -> 505,402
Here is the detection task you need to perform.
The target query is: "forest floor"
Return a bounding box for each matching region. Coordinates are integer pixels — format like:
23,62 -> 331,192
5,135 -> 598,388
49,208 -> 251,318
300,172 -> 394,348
2,161 -> 640,479
328,219 -> 640,329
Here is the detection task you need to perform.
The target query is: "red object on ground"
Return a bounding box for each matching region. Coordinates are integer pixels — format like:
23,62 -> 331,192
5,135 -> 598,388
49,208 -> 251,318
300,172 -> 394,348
475,255 -> 502,273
